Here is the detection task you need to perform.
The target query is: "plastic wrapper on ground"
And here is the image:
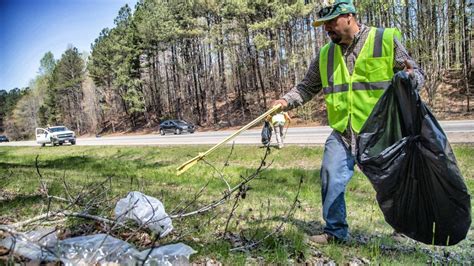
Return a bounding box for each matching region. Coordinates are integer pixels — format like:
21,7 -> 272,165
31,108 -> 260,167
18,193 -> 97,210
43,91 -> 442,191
114,191 -> 173,237
1,230 -> 196,265
0,226 -> 58,262
57,234 -> 196,265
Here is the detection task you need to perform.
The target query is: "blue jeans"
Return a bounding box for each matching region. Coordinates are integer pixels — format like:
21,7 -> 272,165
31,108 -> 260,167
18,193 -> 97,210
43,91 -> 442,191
320,131 -> 355,240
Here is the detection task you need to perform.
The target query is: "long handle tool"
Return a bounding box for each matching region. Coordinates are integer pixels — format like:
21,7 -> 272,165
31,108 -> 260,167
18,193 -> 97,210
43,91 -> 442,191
176,104 -> 282,175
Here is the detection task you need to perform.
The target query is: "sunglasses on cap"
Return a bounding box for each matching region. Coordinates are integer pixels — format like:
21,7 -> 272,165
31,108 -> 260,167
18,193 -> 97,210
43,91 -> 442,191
317,2 -> 348,19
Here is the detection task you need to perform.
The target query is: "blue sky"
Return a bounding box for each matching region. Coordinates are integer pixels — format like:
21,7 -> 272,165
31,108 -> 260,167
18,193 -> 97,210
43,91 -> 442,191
0,0 -> 137,91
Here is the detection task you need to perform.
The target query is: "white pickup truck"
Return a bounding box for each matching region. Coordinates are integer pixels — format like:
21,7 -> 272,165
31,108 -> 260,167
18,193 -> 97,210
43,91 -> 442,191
35,126 -> 76,146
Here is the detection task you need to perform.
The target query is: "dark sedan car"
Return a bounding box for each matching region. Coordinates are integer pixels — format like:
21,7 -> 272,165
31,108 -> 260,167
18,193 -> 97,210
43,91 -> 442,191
0,135 -> 9,142
159,120 -> 195,135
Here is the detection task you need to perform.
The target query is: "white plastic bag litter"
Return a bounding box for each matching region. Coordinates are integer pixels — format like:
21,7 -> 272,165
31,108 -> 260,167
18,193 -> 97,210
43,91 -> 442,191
114,191 -> 173,237
57,234 -> 138,265
138,243 -> 198,265
58,234 -> 196,266
0,226 -> 58,262
58,234 -> 196,265
1,231 -> 196,265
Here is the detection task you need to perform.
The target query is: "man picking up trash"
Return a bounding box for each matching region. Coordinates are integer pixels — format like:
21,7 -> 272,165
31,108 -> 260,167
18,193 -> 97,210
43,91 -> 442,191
272,0 -> 425,244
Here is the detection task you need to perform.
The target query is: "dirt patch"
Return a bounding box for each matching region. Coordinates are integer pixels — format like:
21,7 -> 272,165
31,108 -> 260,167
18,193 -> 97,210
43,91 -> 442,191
421,82 -> 473,121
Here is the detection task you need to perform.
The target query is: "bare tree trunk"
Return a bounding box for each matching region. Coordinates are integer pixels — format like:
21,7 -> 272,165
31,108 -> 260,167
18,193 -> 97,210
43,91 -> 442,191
196,41 -> 207,124
164,52 -> 174,117
217,37 -> 231,126
245,28 -> 261,109
187,41 -> 202,125
462,0 -> 471,112
256,51 -> 267,109
171,45 -> 182,119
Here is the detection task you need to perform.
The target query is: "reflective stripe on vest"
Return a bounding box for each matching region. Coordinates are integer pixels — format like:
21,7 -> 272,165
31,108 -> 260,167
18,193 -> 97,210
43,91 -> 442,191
319,27 -> 401,133
323,81 -> 391,94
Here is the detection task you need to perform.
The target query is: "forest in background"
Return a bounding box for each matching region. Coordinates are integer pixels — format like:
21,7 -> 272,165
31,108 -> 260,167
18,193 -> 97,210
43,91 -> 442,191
0,0 -> 472,140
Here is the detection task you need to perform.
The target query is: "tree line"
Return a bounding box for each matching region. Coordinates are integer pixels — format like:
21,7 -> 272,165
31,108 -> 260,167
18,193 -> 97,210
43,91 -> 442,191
1,0 -> 471,140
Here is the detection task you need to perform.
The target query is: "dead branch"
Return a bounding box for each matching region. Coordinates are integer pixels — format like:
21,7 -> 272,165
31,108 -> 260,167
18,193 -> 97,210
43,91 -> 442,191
230,175 -> 304,252
47,195 -> 69,203
11,213 -> 57,229
140,233 -> 161,266
170,146 -> 273,219
64,211 -> 132,230
170,142 -> 238,216
61,171 -> 75,202
201,142 -> 236,192
208,141 -> 236,191
173,210 -> 223,241
202,158 -> 232,191
35,155 -> 48,196
169,180 -> 210,215
9,210 -> 131,231
224,189 -> 242,235
221,142 -> 236,169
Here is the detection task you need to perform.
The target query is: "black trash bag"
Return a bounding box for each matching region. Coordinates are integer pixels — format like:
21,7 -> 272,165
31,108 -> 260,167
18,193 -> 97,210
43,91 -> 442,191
357,72 -> 471,246
261,121 -> 273,146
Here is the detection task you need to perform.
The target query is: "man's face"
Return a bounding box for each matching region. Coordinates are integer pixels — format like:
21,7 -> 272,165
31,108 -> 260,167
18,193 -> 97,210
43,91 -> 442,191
323,14 -> 351,45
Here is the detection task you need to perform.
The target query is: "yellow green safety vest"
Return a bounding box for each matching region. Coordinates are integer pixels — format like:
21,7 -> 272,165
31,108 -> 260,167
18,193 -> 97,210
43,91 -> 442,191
319,27 -> 402,133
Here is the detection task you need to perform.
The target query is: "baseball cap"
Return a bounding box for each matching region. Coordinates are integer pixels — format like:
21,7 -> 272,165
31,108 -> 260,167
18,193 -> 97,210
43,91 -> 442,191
313,0 -> 357,27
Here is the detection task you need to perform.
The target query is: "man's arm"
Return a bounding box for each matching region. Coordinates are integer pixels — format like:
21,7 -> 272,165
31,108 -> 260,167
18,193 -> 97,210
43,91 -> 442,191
393,38 -> 425,90
276,54 -> 323,110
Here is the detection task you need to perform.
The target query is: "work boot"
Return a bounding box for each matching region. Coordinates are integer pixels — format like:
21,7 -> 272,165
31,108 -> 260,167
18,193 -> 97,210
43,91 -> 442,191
308,233 -> 336,244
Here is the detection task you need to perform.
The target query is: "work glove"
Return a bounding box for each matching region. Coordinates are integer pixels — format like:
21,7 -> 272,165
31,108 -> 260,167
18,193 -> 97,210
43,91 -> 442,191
395,59 -> 418,91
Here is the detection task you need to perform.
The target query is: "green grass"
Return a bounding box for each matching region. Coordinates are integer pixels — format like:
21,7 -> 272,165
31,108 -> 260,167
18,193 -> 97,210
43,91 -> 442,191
0,144 -> 473,264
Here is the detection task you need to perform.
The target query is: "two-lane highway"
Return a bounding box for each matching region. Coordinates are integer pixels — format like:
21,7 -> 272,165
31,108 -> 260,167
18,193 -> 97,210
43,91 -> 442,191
1,120 -> 473,147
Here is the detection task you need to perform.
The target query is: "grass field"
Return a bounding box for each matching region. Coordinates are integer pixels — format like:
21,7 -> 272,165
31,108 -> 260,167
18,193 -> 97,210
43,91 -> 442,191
0,144 -> 473,264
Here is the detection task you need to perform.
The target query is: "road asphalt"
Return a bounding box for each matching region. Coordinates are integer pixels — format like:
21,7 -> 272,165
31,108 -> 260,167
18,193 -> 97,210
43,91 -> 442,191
1,120 -> 473,147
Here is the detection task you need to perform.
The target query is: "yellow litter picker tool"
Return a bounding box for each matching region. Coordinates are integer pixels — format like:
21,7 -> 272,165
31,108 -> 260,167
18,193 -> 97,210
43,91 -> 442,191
176,104 -> 282,175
